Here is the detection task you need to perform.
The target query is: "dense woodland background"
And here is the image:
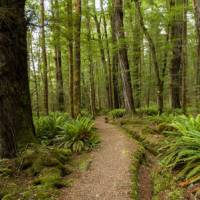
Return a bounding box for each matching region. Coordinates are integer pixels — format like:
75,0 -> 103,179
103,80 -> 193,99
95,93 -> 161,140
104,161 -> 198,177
26,0 -> 199,117
2,0 -> 200,199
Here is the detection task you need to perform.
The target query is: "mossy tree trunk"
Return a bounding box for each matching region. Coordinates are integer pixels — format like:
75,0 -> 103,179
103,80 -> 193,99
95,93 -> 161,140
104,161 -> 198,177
113,0 -> 136,114
73,0 -> 82,117
169,0 -> 184,109
193,0 -> 200,110
0,0 -> 35,158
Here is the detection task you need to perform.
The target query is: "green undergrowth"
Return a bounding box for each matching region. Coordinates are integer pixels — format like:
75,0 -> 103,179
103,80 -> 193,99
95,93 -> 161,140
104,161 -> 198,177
151,168 -> 184,200
0,112 -> 100,200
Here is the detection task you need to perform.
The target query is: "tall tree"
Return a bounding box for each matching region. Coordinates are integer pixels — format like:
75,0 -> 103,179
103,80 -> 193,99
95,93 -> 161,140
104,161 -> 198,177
182,0 -> 188,113
169,0 -> 184,109
110,2 -> 120,108
66,0 -> 75,117
113,0 -> 136,114
85,0 -> 96,117
73,0 -> 82,117
40,0 -> 49,115
0,0 -> 35,158
131,1 -> 142,108
193,0 -> 200,110
52,0 -> 65,111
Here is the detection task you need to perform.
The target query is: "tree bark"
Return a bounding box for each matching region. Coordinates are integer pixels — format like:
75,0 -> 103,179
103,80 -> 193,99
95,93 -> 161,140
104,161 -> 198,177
52,0 -> 64,112
0,0 -> 35,158
66,0 -> 75,117
73,0 -> 82,117
110,5 -> 120,109
169,0 -> 184,109
113,0 -> 136,114
85,0 -> 96,117
192,0 -> 200,110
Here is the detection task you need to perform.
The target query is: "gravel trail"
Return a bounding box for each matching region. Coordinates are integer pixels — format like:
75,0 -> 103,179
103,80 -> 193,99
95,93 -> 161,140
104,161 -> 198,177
60,117 -> 138,200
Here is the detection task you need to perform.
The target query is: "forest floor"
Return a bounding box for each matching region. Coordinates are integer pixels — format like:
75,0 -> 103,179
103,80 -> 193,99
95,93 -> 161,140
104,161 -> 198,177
60,117 -> 140,200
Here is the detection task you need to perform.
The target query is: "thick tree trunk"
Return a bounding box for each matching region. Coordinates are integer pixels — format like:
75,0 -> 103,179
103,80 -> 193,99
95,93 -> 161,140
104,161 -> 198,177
113,0 -> 136,114
73,0 -> 82,117
192,0 -> 200,110
170,0 -> 184,109
40,0 -> 49,115
0,0 -> 35,158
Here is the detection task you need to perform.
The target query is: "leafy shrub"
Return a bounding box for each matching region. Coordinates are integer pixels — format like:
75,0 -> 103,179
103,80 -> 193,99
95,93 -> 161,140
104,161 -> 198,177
148,113 -> 176,124
34,112 -> 70,141
137,106 -> 158,116
54,117 -> 100,152
109,109 -> 126,119
160,115 -> 200,185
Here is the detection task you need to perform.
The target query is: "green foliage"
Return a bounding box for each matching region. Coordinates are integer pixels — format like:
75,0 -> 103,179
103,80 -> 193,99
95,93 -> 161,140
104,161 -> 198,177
109,109 -> 126,119
55,116 -> 100,152
160,115 -> 200,185
152,169 -> 184,200
148,113 -> 176,124
34,112 -> 70,141
137,106 -> 159,116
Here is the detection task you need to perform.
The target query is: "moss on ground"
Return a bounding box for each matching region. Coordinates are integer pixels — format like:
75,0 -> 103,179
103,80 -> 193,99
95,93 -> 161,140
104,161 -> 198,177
0,145 -> 73,200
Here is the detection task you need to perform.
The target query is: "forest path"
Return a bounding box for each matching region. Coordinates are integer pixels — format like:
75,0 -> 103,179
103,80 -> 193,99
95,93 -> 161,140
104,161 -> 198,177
60,117 -> 139,200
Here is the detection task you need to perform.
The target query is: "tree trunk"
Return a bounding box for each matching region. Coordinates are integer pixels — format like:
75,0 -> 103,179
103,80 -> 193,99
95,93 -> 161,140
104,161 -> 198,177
170,0 -> 184,109
73,0 -> 82,117
52,0 -> 64,111
192,0 -> 200,110
182,0 -> 188,113
85,0 -> 96,117
132,2 -> 142,108
110,6 -> 120,109
66,0 -> 75,117
0,0 -> 35,158
113,0 -> 136,114
40,0 -> 49,115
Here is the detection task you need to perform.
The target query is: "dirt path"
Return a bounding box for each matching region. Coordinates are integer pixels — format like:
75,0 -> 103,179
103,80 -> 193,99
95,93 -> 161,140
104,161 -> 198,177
60,117 -> 138,200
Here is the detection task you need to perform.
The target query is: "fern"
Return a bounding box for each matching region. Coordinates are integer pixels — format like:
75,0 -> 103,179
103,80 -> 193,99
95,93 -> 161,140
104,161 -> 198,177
109,109 -> 126,119
160,115 -> 200,185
